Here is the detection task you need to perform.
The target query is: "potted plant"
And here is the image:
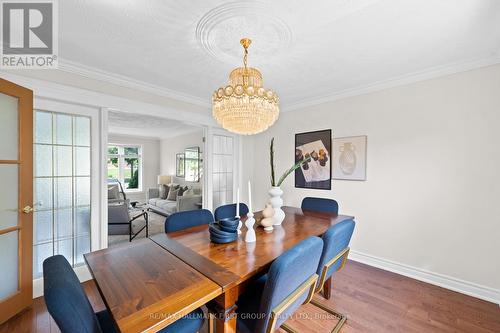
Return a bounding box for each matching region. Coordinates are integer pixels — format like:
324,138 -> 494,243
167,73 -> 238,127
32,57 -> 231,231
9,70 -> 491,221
269,138 -> 311,225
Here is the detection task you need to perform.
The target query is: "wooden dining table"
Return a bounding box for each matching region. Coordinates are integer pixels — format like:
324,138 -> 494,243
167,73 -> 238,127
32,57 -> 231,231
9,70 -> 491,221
85,206 -> 353,333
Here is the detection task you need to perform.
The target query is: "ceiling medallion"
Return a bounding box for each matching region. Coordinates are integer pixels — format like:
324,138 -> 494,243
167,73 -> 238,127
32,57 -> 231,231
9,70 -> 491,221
195,1 -> 292,63
212,38 -> 279,135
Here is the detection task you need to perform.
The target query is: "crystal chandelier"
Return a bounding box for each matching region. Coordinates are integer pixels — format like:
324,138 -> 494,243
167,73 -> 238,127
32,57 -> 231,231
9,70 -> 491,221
212,38 -> 279,135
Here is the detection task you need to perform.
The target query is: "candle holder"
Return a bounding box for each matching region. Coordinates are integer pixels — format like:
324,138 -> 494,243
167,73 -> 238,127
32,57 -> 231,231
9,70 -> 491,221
244,212 -> 256,242
237,217 -> 242,235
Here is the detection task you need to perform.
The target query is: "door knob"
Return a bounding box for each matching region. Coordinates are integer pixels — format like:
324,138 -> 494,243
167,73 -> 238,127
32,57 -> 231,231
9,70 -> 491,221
22,206 -> 33,214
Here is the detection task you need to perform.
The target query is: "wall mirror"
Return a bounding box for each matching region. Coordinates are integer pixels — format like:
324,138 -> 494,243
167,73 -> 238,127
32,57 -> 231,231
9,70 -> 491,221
175,153 -> 185,177
184,146 -> 200,182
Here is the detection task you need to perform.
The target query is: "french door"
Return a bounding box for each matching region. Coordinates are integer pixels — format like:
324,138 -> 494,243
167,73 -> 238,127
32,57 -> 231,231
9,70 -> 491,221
0,78 -> 33,323
204,127 -> 240,211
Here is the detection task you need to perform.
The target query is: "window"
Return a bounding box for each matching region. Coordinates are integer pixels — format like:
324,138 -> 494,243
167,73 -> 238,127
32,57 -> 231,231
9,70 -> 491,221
33,111 -> 91,278
107,145 -> 142,191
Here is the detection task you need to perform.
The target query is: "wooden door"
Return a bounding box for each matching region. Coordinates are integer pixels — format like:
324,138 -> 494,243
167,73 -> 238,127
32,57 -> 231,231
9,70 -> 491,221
0,77 -> 33,323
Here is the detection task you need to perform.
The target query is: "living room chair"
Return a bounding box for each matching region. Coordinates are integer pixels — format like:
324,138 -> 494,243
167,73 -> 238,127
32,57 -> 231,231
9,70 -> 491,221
214,203 -> 249,220
312,219 -> 356,333
43,255 -> 205,333
165,209 -> 214,233
301,197 -> 339,214
236,236 -> 323,333
108,200 -> 148,242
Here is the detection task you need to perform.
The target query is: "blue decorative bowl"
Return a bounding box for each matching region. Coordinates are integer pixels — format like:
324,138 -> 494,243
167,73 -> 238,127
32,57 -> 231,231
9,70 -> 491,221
209,224 -> 236,237
219,224 -> 238,233
218,217 -> 240,227
210,234 -> 238,244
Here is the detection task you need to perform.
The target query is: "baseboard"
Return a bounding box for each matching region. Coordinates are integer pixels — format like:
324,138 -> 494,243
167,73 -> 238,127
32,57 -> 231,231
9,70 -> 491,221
349,250 -> 500,305
33,264 -> 93,298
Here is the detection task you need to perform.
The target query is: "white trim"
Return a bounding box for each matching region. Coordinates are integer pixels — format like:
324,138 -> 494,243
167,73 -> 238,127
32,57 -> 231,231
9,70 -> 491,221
33,265 -> 92,298
283,53 -> 500,112
99,108 -> 109,250
58,59 -> 210,108
349,250 -> 500,305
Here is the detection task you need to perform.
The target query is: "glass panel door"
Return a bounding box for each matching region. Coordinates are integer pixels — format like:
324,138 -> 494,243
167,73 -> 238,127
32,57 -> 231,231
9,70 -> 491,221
33,111 -> 91,278
0,78 -> 33,324
212,134 -> 234,209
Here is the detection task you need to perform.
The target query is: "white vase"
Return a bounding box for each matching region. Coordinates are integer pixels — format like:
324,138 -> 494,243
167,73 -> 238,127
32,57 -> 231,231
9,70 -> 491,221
268,186 -> 285,225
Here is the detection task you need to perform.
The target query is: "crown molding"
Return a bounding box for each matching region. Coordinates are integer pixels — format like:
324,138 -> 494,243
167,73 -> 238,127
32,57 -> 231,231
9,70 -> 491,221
58,51 -> 500,114
283,52 -> 500,112
58,58 -> 210,108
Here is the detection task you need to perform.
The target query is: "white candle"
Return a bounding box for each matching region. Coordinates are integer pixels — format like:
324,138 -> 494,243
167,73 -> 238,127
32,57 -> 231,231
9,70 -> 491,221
236,188 -> 240,217
248,180 -> 252,213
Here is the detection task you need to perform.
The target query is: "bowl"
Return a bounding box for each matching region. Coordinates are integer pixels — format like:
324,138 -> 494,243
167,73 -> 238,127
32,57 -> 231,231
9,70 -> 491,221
219,224 -> 238,233
218,217 -> 240,227
209,224 -> 236,237
210,234 -> 238,244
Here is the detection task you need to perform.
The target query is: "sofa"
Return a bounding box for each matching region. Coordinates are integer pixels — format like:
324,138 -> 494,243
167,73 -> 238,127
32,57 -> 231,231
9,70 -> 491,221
147,185 -> 202,216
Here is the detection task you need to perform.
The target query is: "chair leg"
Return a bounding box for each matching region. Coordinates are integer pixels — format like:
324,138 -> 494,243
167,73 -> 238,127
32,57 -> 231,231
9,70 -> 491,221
208,313 -> 214,333
310,298 -> 347,333
323,276 -> 332,300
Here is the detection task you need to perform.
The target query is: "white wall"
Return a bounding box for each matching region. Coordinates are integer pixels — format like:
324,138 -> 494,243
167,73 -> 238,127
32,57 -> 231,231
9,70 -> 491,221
160,129 -> 204,176
108,134 -> 160,202
242,64 -> 500,300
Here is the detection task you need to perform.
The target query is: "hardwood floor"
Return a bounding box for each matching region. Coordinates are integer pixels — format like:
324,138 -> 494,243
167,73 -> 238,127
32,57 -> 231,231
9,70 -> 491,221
1,260 -> 498,333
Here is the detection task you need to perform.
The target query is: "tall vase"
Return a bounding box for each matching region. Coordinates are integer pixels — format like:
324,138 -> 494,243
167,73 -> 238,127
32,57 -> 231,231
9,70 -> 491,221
268,186 -> 285,225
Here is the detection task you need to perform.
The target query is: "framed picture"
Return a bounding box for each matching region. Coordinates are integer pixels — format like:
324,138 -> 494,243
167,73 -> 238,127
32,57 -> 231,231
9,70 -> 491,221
295,129 -> 332,190
332,135 -> 367,180
175,153 -> 185,177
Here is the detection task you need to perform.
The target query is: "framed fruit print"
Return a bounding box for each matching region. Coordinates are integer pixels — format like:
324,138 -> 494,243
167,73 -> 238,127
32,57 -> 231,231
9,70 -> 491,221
295,129 -> 332,190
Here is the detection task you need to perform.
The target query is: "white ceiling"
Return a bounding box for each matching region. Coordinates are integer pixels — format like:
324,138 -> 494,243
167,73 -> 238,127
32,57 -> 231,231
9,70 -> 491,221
108,111 -> 202,139
59,0 -> 500,110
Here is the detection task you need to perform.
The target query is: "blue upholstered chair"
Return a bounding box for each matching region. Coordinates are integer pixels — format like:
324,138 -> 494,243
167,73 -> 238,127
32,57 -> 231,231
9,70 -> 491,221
214,203 -> 249,220
312,219 -> 356,332
165,208 -> 214,233
301,197 -> 339,214
43,255 -> 204,333
236,236 -> 323,333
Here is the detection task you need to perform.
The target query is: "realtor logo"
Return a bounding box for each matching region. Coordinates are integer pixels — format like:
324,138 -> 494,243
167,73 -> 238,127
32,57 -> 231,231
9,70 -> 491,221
1,0 -> 58,68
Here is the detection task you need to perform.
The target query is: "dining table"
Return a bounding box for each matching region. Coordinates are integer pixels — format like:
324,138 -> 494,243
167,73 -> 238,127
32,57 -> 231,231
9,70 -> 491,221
85,206 -> 354,333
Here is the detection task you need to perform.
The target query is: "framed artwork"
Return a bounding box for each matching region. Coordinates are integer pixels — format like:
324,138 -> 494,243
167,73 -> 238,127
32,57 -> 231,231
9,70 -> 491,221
295,129 -> 332,190
175,153 -> 185,177
332,135 -> 367,180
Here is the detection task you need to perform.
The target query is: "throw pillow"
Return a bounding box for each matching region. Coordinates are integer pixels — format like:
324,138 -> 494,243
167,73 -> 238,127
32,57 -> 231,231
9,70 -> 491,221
159,184 -> 170,199
108,185 -> 119,199
167,188 -> 179,201
183,188 -> 195,196
178,186 -> 189,197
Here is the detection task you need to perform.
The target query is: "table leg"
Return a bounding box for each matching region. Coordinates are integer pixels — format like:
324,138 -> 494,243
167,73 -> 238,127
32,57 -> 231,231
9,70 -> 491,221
323,276 -> 332,300
208,287 -> 238,333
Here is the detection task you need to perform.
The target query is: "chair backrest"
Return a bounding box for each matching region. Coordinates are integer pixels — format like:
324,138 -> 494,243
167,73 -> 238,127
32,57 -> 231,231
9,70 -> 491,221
301,197 -> 339,214
256,236 -> 323,333
108,201 -> 130,223
43,255 -> 102,333
165,209 -> 214,233
214,203 -> 249,220
316,219 -> 355,289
